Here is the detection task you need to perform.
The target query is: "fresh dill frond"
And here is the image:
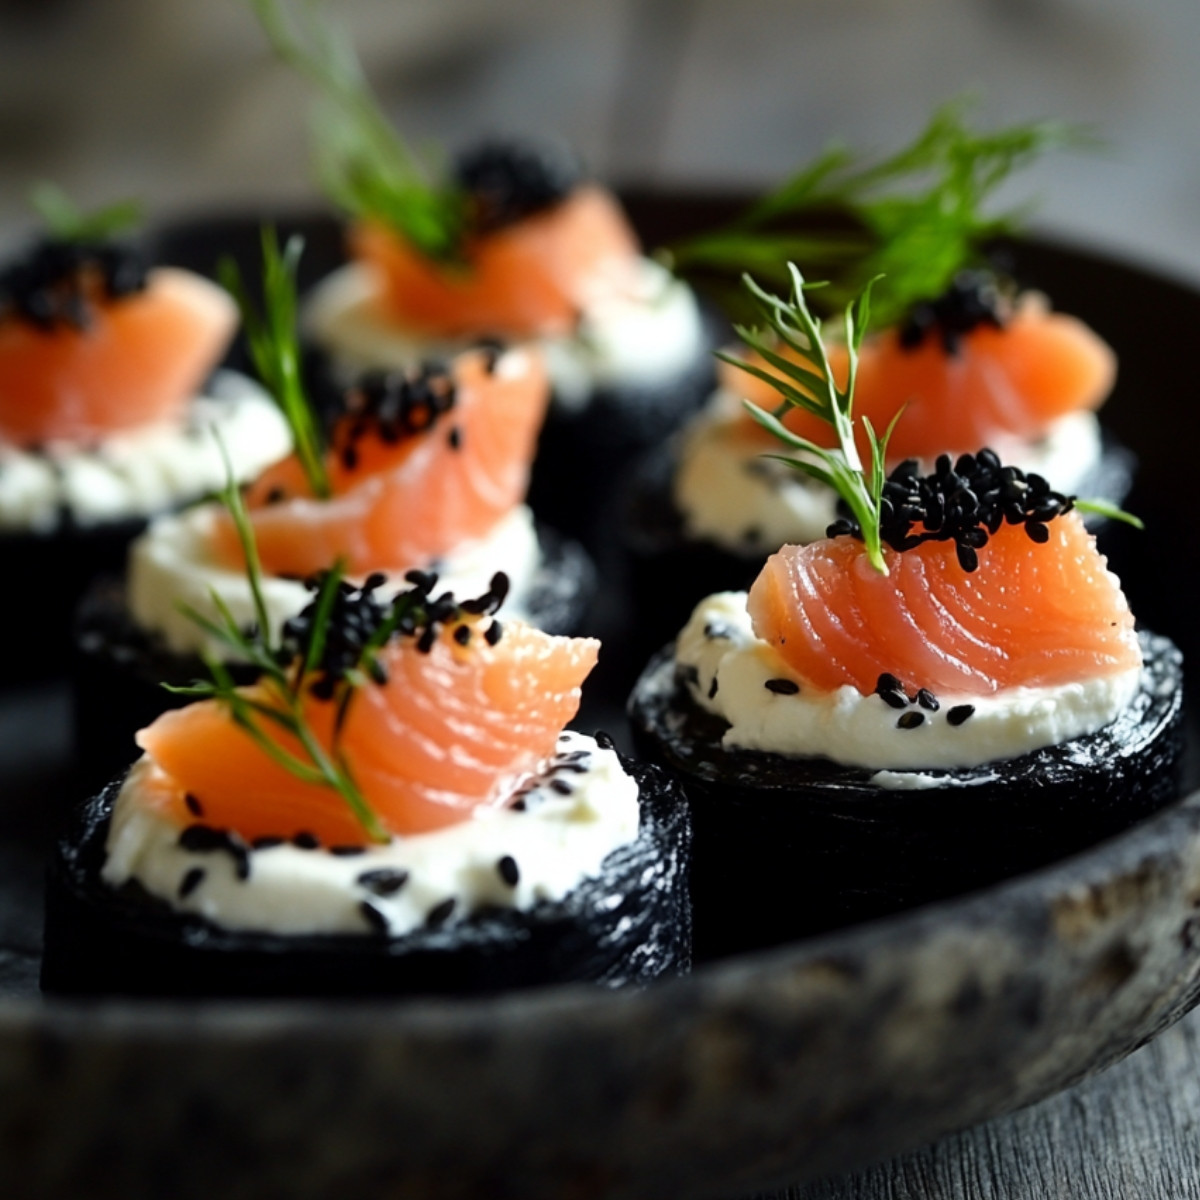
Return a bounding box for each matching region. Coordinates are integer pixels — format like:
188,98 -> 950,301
28,182 -> 142,244
219,226 -> 330,499
666,99 -> 1086,327
168,444 -> 387,842
721,264 -> 897,574
1072,497 -> 1144,530
247,0 -> 465,261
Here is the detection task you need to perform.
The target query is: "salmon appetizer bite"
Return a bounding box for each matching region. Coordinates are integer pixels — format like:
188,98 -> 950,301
628,269 -> 1181,958
633,107 -> 1131,648
248,0 -> 711,545
0,191 -> 292,673
48,570 -> 691,997
72,230 -> 594,792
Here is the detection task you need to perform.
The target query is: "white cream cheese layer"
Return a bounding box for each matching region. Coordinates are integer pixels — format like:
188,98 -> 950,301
102,732 -> 640,937
128,501 -> 545,659
672,388 -> 1105,555
305,256 -> 705,412
0,371 -> 292,533
674,591 -> 1141,772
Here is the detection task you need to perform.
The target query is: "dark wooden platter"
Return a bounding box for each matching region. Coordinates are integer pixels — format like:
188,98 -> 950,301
1,197 -> 1199,1199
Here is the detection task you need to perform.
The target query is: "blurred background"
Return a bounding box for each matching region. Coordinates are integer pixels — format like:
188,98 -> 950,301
0,0 -> 1197,281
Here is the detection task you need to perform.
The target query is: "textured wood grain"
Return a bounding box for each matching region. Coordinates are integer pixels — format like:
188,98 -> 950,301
758,1006 -> 1200,1200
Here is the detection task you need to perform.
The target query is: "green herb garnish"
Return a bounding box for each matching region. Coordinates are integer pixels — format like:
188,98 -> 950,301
721,264 -> 897,574
1071,497 -> 1144,530
665,99 -> 1085,327
247,0 -> 465,261
28,182 -> 142,244
168,442 -> 387,843
219,226 -> 330,498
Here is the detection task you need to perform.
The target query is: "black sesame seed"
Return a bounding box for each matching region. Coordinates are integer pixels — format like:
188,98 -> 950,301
292,831 -> 320,850
916,688 -> 940,712
178,867 -> 206,899
876,672 -> 903,693
511,797 -> 527,812
357,867 -> 410,896
897,711 -> 925,730
879,689 -> 909,710
1025,520 -> 1050,544
497,855 -> 520,887
947,704 -> 976,726
184,793 -> 204,818
453,623 -> 471,646
447,425 -> 462,450
550,778 -> 574,795
404,568 -> 438,591
955,542 -> 979,572
708,676 -> 719,699
475,339 -> 504,373
359,900 -> 390,936
426,897 -> 456,927
329,844 -> 367,857
485,620 -> 503,646
178,825 -> 250,880
251,835 -> 285,851
764,677 -> 800,695
594,730 -> 615,750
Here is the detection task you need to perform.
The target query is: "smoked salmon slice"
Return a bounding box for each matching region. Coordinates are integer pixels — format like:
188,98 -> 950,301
747,510 -> 1140,696
352,185 -> 640,339
0,267 -> 237,446
136,617 -> 599,845
212,346 -> 549,577
727,295 -> 1116,462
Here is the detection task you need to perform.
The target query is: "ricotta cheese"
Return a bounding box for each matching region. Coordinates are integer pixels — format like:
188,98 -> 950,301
128,501 -> 546,659
675,591 -> 1141,771
0,371 -> 293,533
102,732 -> 640,937
305,256 -> 705,412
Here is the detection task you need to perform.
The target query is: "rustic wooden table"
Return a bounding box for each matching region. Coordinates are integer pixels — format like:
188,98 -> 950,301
753,1008 -> 1200,1199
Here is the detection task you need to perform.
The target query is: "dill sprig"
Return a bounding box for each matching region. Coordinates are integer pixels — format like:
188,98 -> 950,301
28,182 -> 142,244
665,99 -> 1084,327
247,0 -> 465,261
219,226 -> 330,498
167,445 -> 387,843
1071,496 -> 1143,530
720,265 -> 898,574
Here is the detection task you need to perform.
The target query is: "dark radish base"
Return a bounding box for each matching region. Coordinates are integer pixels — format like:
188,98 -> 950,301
627,630 -> 1183,961
524,348 -> 717,555
622,434 -> 1138,674
41,756 -> 691,997
71,527 -> 596,794
0,516 -> 148,680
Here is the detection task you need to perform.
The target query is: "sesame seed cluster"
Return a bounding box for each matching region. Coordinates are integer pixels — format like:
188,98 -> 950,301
828,448 -> 1076,572
0,237 -> 147,331
279,568 -> 510,698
